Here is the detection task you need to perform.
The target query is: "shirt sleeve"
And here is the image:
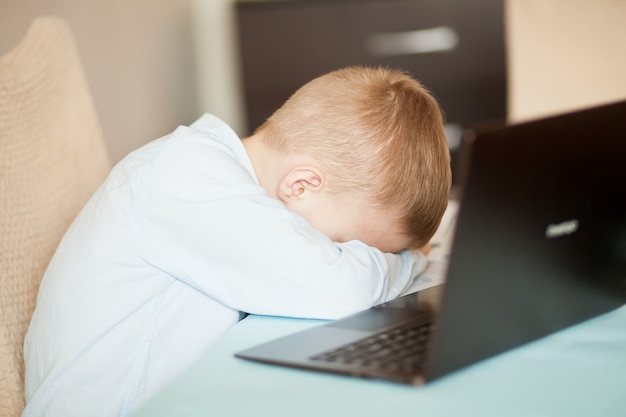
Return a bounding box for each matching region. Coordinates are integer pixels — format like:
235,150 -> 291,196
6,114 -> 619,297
135,136 -> 426,320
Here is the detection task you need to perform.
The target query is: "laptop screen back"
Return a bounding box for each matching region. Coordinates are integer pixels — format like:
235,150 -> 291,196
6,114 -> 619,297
426,100 -> 626,380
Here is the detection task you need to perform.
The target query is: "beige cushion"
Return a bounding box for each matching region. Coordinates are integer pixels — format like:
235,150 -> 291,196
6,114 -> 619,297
0,17 -> 111,416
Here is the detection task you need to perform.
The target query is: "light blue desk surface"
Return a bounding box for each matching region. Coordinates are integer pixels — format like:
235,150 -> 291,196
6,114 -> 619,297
134,305 -> 626,417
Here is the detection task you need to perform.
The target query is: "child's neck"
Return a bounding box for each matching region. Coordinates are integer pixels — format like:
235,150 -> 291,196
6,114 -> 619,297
242,133 -> 283,199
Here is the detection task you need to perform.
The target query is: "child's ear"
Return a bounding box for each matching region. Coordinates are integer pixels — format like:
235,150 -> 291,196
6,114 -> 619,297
278,166 -> 324,201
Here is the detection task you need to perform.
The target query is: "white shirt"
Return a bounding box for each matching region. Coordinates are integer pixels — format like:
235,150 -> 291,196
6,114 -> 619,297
23,114 -> 425,417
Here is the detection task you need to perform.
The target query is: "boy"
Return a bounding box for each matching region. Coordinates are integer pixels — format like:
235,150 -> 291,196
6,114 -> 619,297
23,67 -> 451,416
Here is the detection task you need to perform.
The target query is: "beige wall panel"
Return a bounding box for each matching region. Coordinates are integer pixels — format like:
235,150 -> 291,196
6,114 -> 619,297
506,0 -> 626,122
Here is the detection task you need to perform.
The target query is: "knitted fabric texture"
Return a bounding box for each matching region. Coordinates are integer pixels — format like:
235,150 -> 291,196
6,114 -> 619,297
0,17 -> 111,416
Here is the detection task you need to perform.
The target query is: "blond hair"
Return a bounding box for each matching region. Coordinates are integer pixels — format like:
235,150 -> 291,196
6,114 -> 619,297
256,66 -> 451,248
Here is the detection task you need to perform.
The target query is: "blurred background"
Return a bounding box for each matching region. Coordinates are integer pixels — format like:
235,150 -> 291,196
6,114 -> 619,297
1,0 -> 625,177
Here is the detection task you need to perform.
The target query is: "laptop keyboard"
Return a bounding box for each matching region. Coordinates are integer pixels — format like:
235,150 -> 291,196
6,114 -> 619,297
310,321 -> 435,376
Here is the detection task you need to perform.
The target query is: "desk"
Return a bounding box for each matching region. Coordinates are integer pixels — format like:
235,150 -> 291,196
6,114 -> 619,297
133,304 -> 626,417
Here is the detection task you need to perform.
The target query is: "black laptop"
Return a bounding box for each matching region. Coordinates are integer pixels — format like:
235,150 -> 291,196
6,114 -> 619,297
235,100 -> 626,384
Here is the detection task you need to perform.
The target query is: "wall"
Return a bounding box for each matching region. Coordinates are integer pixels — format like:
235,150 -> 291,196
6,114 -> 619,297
506,0 -> 626,122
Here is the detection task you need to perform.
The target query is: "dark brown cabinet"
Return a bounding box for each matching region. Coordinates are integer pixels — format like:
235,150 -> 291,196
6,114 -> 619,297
235,0 -> 506,179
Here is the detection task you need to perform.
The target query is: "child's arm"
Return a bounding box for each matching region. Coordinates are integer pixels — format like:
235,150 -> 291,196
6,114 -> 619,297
136,140 -> 425,320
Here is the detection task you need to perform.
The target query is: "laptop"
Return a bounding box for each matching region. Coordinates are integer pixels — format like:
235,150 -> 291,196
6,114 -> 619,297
235,100 -> 626,384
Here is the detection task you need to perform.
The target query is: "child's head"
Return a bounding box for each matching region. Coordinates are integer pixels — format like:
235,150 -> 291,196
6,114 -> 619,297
248,66 -> 451,252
